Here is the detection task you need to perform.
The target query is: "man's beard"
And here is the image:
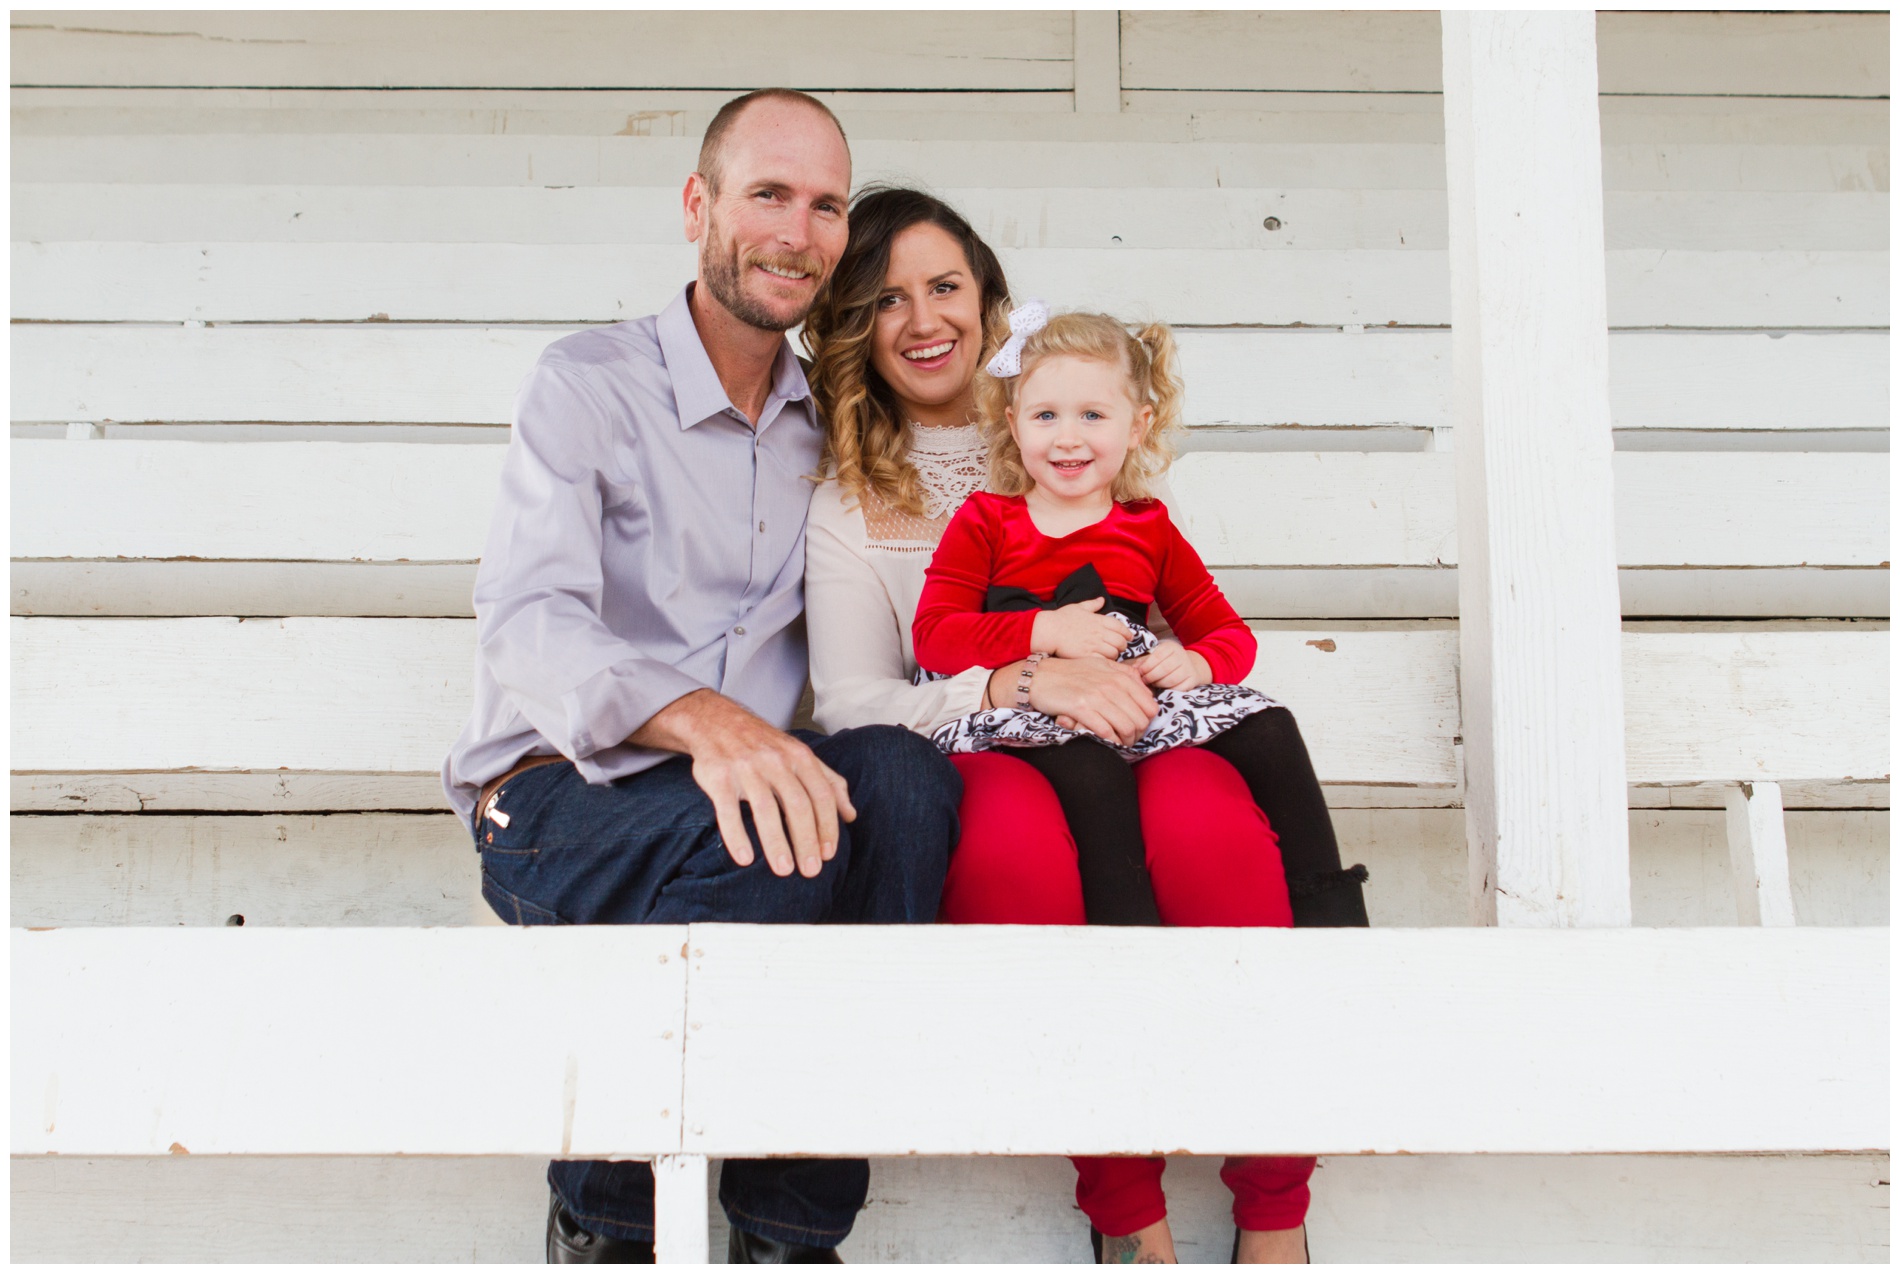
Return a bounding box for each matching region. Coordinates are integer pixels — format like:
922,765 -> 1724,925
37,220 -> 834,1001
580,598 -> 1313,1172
699,212 -> 826,334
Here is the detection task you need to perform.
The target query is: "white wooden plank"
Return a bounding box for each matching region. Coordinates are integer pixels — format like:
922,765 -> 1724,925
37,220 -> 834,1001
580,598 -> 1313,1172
8,11 -> 1077,91
10,560 -> 485,619
14,241 -> 1885,326
651,1155 -> 710,1265
1121,11 -> 1442,93
1071,10 -> 1121,115
1725,781 -> 1797,927
10,619 -> 1886,789
11,770 -> 451,813
680,925 -> 1888,1155
21,445 -> 1878,572
18,183 -> 1887,252
14,809 -> 1882,930
9,616 -> 472,773
1625,631 -> 1891,785
12,326 -> 1888,434
5,617 -> 1457,789
10,1151 -> 1890,1264
10,926 -> 688,1156
8,813 -> 482,928
1120,11 -> 1889,99
10,134 -> 1457,190
1596,12 -> 1890,99
1444,12 -> 1630,928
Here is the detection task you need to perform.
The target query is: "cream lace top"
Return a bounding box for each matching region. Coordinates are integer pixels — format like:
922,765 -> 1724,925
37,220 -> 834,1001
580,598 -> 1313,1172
805,423 -> 1177,737
806,425 -> 993,735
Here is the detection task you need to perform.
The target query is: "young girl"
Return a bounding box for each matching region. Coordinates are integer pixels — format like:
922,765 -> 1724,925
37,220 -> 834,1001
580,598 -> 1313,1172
912,303 -> 1369,930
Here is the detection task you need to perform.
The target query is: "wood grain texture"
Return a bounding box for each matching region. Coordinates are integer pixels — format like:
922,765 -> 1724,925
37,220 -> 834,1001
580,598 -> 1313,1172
1726,781 -> 1796,927
1119,11 -> 1889,98
9,1151 -> 1889,1263
13,325 -> 1886,433
11,926 -> 689,1156
13,809 -> 1883,930
10,620 -> 1886,789
17,182 -> 1888,251
8,11 -> 1077,91
679,924 -> 1888,1155
1444,13 -> 1630,927
1624,631 -> 1890,784
17,443 -> 1882,574
13,240 -> 1885,325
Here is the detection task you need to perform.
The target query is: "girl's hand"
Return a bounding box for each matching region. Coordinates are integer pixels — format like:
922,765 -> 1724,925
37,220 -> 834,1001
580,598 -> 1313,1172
1030,597 -> 1131,661
1129,639 -> 1212,691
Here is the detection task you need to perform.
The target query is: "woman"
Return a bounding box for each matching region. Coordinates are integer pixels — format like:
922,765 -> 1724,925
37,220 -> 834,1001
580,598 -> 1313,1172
802,187 -> 1362,1263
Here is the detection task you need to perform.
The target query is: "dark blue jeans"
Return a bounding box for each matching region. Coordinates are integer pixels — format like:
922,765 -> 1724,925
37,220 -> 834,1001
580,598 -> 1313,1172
477,724 -> 960,1247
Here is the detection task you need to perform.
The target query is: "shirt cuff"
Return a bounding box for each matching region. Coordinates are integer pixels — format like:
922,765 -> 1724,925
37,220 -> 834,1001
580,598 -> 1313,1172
563,657 -> 707,758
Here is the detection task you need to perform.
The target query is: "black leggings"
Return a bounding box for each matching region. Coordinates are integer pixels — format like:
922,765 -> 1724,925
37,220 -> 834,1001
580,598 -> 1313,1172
1006,708 -> 1369,928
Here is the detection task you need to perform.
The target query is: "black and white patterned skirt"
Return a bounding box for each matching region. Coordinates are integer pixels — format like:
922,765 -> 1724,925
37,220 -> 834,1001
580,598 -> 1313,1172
917,618 -> 1280,761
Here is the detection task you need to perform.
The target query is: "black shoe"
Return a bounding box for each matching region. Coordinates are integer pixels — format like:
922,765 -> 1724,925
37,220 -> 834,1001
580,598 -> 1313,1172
1289,864 -> 1370,928
546,1192 -> 655,1263
1091,1226 -> 1104,1263
728,1225 -> 844,1263
1231,1225 -> 1312,1264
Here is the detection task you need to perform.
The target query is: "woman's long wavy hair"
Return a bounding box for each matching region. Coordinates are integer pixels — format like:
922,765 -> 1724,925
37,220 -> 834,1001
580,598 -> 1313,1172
802,186 -> 1012,515
975,312 -> 1186,503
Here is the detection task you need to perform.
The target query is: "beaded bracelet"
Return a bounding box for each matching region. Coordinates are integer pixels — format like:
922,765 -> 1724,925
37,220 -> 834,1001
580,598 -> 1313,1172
1014,652 -> 1048,710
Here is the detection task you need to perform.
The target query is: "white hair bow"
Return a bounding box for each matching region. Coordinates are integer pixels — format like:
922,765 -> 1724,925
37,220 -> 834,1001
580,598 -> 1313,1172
983,299 -> 1051,378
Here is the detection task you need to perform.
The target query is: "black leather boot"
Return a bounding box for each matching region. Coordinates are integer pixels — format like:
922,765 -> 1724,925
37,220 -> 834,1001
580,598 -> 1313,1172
546,1192 -> 655,1263
728,1226 -> 844,1263
1288,863 -> 1371,928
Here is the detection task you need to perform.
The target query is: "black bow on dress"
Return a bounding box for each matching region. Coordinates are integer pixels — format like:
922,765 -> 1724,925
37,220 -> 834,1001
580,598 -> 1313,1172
984,563 -> 1147,627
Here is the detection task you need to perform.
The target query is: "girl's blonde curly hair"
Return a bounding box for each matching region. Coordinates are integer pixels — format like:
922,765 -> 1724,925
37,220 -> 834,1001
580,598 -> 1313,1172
975,312 -> 1185,502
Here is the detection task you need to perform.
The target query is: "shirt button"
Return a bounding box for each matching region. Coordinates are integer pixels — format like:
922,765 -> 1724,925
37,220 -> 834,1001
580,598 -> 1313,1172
758,521 -> 766,533
734,625 -> 746,636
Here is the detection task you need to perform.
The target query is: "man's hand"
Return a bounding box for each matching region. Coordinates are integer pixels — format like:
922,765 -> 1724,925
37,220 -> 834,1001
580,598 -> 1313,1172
1015,655 -> 1159,747
1030,597 -> 1132,661
631,689 -> 855,879
1127,639 -> 1213,691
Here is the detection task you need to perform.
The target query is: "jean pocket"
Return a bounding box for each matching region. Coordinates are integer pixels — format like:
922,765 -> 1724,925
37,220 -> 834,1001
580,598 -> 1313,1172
481,869 -> 566,926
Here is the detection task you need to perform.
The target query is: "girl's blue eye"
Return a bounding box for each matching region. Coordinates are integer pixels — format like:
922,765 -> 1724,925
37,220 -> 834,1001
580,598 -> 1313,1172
1083,410 -> 1102,421
1034,410 -> 1055,421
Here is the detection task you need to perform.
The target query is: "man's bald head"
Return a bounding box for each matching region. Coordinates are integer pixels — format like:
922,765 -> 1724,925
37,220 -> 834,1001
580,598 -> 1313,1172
698,88 -> 849,195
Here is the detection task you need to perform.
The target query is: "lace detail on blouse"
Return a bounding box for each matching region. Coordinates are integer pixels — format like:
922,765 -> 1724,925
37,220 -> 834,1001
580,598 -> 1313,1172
862,423 -> 987,551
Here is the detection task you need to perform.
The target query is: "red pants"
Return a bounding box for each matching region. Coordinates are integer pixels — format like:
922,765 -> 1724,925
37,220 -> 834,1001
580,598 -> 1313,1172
941,748 -> 1316,1236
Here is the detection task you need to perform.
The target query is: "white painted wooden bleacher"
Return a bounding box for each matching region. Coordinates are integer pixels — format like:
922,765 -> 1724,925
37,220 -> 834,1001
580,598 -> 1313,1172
11,10 -> 1889,1262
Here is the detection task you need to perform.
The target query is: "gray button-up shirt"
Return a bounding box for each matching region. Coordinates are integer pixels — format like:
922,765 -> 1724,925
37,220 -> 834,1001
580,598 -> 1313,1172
443,285 -> 822,828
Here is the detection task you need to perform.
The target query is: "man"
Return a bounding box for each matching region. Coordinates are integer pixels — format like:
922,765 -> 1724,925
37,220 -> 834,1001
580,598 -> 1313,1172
443,89 -> 961,1264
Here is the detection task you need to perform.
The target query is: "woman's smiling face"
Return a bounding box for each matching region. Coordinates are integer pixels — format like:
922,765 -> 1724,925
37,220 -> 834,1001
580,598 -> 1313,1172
869,221 -> 985,428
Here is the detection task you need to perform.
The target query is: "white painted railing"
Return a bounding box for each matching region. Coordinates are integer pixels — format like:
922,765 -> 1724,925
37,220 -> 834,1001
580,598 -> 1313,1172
13,925 -> 1889,1261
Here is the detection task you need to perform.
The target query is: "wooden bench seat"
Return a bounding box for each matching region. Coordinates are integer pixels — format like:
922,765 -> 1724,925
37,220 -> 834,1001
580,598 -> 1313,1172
12,923 -> 1887,1260
11,441 -> 1889,618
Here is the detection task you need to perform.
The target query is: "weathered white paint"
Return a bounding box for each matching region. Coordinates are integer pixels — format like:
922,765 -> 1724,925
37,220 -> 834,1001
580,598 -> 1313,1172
10,769 -> 451,814
12,925 -> 1887,1161
8,11 -> 1080,91
13,810 -> 1885,931
1443,13 -> 1630,928
652,1154 -> 709,1264
18,325 -> 1884,433
16,444 -> 1883,578
679,925 -> 1886,1156
13,240 -> 1885,326
1622,630 -> 1889,785
10,926 -> 690,1156
1726,781 -> 1797,927
1071,10 -> 1120,114
17,183 -> 1888,252
11,620 -> 1884,799
1120,11 -> 1890,98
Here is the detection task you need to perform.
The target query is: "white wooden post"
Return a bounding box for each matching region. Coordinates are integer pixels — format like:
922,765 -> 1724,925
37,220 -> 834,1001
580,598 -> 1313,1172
1724,781 -> 1796,927
652,1153 -> 711,1263
1073,11 -> 1121,113
1441,12 -> 1632,927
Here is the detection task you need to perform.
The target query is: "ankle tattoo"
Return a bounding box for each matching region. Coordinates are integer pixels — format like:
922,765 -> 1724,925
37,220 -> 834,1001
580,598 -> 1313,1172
1101,1233 -> 1166,1264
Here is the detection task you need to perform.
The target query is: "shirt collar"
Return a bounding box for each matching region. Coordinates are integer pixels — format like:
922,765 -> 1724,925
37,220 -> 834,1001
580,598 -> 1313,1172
656,284 -> 814,433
